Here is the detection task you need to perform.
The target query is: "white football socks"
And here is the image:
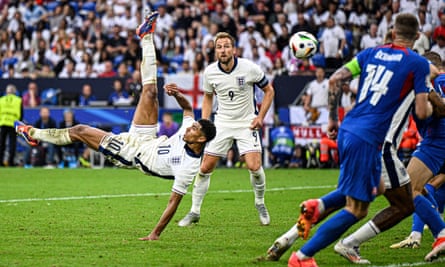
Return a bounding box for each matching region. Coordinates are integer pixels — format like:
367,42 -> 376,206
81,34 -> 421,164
343,220 -> 381,247
30,128 -> 72,145
250,167 -> 266,205
141,34 -> 156,85
190,172 -> 211,214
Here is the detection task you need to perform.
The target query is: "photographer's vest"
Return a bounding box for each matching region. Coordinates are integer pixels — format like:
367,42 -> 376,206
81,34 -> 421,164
0,94 -> 22,127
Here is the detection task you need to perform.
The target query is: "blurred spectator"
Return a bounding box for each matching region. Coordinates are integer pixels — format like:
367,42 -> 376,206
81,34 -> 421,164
7,11 -> 24,34
123,38 -> 141,71
116,62 -> 131,79
265,42 -> 282,65
225,0 -> 245,18
2,64 -> 21,78
177,60 -> 193,75
107,79 -> 131,106
106,24 -> 127,57
57,109 -> 81,168
22,81 -> 41,107
116,5 -> 138,32
303,67 -> 329,124
433,13 -> 445,42
81,62 -> 98,78
24,107 -> 57,168
427,0 -> 444,27
319,16 -> 346,70
271,57 -> 288,77
78,84 -> 97,106
9,28 -> 30,53
210,2 -> 225,25
48,4 -> 64,32
0,30 -> 10,52
62,3 -> 83,31
340,79 -> 356,114
251,46 -> 273,74
377,9 -> 394,40
58,59 -> 76,78
268,1 -> 284,25
238,21 -> 264,53
360,23 -> 383,50
262,24 -> 277,49
291,12 -> 316,36
37,63 -> 55,78
158,112 -> 179,138
269,123 -> 295,168
201,22 -> 220,53
414,24 -> 433,55
155,4 -> 174,37
312,2 -> 329,28
246,0 -> 269,24
126,70 -> 141,104
98,60 -> 117,78
183,38 -> 198,65
162,28 -> 182,63
276,24 -> 291,52
23,0 -> 47,32
272,13 -> 291,37
297,58 -> 316,76
431,35 -> 445,60
0,84 -> 22,167
175,6 -> 194,34
32,38 -> 54,70
319,136 -> 339,168
289,144 -> 304,168
87,18 -> 108,49
348,3 -> 368,35
74,52 -> 93,77
399,115 -> 420,166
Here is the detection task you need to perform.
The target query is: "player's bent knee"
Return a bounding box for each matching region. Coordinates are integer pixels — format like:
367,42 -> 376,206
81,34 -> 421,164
142,86 -> 158,99
69,124 -> 91,137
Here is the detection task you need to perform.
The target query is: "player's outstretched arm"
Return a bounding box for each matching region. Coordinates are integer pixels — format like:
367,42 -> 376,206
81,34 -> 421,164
164,83 -> 194,118
327,67 -> 352,139
139,192 -> 183,241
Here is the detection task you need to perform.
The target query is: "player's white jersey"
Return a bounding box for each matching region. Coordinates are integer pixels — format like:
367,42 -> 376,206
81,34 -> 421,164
384,91 -> 414,145
202,57 -> 269,127
99,116 -> 201,195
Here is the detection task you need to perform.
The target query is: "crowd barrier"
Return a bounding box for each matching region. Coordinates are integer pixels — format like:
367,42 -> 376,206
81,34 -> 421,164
1,74 -> 315,110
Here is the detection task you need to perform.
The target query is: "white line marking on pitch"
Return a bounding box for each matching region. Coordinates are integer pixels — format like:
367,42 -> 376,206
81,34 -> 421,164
0,185 -> 335,203
370,257 -> 445,267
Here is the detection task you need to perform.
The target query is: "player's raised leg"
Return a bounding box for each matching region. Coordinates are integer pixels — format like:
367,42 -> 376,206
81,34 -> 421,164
133,11 -> 159,126
16,118 -> 108,150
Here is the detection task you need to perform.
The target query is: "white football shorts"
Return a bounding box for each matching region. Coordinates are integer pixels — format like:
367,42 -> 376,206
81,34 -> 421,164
381,142 -> 410,189
204,125 -> 262,157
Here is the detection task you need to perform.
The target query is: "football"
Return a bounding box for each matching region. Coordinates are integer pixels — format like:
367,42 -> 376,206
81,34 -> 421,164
289,31 -> 318,59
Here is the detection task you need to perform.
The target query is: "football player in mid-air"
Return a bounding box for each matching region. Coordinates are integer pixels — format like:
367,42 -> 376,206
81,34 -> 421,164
16,11 -> 216,241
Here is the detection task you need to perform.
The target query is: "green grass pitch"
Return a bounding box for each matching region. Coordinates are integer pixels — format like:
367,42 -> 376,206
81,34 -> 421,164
0,168 -> 444,267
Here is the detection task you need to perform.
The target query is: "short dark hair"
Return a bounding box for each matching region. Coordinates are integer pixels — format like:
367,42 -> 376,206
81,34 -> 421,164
393,13 -> 419,41
423,51 -> 443,68
198,119 -> 216,142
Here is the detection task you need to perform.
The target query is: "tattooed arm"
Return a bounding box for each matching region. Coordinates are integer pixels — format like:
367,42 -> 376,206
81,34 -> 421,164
327,67 -> 353,139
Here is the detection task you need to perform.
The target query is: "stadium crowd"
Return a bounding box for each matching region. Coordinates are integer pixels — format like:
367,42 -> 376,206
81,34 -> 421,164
0,0 -> 444,84
1,0 -> 445,168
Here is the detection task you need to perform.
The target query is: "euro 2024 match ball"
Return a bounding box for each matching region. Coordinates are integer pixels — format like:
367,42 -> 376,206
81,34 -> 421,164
289,31 -> 318,59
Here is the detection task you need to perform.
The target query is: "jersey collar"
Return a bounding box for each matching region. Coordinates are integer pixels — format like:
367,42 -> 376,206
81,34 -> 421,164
184,144 -> 202,158
218,57 -> 238,74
